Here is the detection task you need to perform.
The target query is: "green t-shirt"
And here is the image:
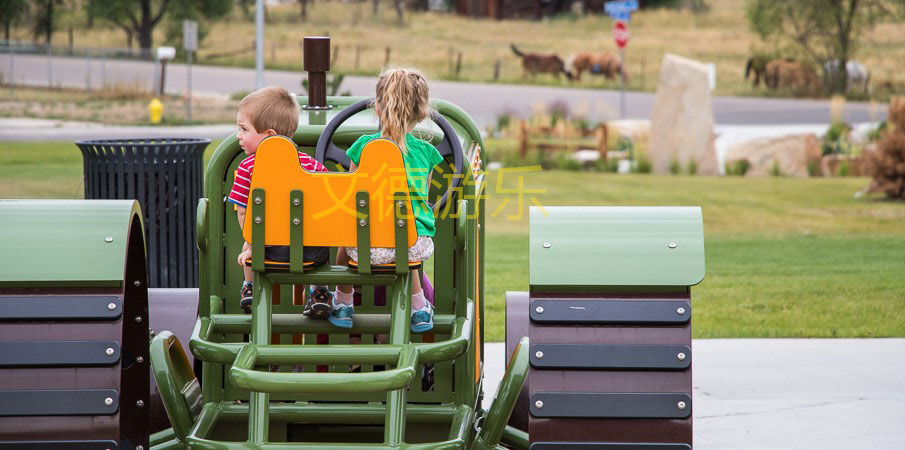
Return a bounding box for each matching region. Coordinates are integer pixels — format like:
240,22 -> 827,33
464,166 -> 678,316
346,133 -> 445,237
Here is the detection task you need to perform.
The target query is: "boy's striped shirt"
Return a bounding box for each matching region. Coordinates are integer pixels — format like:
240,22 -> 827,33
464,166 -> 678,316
227,152 -> 328,208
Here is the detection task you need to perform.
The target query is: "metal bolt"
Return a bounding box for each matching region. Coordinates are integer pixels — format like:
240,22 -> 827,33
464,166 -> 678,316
535,351 -> 544,359
477,224 -> 481,230
292,218 -> 300,225
668,242 -> 678,249
254,197 -> 262,205
136,446 -> 144,450
359,199 -> 366,207
133,280 -> 141,287
134,316 -> 142,323
104,236 -> 114,243
677,307 -> 686,315
105,348 -> 115,356
677,352 -> 686,361
678,401 -> 686,410
535,306 -> 544,314
107,302 -> 117,310
397,201 -> 404,208
104,397 -> 113,406
254,217 -> 262,224
542,242 -> 551,248
359,219 -> 367,227
136,356 -> 144,363
292,198 -> 300,206
535,400 -> 544,408
136,400 -> 144,407
397,219 -> 405,227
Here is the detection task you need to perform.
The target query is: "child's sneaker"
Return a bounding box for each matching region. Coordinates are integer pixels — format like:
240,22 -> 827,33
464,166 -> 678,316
411,302 -> 434,333
328,301 -> 354,329
303,285 -> 333,320
240,283 -> 253,314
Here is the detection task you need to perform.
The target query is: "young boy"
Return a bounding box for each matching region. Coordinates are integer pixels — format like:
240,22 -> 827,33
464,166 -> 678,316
226,86 -> 333,317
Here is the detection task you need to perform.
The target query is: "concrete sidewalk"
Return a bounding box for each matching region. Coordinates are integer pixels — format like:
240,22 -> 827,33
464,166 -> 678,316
482,339 -> 905,449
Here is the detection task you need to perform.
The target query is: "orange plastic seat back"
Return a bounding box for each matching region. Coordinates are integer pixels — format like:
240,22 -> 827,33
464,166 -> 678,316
242,136 -> 417,248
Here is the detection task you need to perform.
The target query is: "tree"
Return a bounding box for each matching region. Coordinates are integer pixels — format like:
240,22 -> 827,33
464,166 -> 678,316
89,0 -> 232,56
30,0 -> 62,44
0,0 -> 28,41
746,0 -> 904,94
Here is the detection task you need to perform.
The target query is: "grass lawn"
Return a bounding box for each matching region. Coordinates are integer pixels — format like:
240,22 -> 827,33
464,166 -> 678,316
2,141 -> 904,340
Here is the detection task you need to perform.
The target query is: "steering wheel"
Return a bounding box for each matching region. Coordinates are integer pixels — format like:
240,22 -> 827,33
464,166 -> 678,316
314,98 -> 465,214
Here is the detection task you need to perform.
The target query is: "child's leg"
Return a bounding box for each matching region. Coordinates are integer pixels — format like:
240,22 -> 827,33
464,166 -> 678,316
334,247 -> 355,305
411,268 -> 427,310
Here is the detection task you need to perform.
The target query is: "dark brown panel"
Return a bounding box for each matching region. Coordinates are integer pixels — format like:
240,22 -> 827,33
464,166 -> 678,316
529,417 -> 691,443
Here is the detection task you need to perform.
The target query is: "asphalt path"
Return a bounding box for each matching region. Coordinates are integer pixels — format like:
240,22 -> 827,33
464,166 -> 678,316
1,53 -> 887,133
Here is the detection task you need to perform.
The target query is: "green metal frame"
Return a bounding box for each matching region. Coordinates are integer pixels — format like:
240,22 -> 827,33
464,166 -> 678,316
149,96 -> 529,448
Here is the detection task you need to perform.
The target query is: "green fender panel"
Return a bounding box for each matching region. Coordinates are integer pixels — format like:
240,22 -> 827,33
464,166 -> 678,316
529,206 -> 705,291
0,199 -> 143,288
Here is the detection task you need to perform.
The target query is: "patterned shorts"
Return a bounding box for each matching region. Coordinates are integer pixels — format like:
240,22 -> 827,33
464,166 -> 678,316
346,236 -> 434,265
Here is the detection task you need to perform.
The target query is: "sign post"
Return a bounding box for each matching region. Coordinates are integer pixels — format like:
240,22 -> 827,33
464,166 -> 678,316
183,20 -> 198,123
604,0 -> 637,119
613,20 -> 628,119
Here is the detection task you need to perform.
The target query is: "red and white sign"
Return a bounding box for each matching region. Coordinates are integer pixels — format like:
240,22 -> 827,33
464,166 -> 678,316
613,21 -> 628,49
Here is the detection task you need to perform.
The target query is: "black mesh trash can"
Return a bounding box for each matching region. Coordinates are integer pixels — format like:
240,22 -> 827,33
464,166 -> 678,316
76,138 -> 210,288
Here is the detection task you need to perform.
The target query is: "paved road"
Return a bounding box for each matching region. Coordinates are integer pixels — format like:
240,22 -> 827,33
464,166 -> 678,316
483,339 -> 905,449
1,53 -> 887,131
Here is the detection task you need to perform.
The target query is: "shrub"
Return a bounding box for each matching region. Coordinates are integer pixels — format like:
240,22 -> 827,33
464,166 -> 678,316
687,159 -> 698,175
822,121 -> 854,156
725,159 -> 750,176
867,121 -> 887,142
863,97 -> 905,198
669,158 -> 681,175
771,159 -> 782,177
634,156 -> 652,174
837,160 -> 851,177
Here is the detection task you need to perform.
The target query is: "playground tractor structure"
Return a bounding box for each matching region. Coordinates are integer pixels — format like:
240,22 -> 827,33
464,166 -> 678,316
0,37 -> 705,449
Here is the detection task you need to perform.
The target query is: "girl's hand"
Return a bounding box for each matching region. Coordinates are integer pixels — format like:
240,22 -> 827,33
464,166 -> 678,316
238,242 -> 252,267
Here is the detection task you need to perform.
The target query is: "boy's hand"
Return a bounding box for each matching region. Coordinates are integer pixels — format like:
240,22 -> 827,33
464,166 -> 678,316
237,242 -> 252,267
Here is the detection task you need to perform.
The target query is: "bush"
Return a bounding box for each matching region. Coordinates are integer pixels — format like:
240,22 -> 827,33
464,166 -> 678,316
725,159 -> 750,176
634,156 -> 652,174
555,153 -> 583,171
687,159 -> 698,175
822,121 -> 854,156
837,160 -> 851,177
771,159 -> 782,177
863,97 -> 905,198
669,158 -> 681,175
867,121 -> 887,142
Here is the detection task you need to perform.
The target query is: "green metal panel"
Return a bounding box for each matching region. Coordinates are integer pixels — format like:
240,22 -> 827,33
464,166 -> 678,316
0,199 -> 142,287
529,206 -> 705,290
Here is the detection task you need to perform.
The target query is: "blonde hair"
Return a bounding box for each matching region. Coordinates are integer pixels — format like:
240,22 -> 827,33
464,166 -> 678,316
375,68 -> 430,153
238,86 -> 299,137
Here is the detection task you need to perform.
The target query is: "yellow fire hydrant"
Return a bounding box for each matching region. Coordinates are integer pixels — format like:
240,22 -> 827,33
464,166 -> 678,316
148,98 -> 164,124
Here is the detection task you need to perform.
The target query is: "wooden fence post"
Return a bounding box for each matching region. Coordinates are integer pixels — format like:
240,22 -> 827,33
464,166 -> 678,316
595,124 -> 609,161
455,52 -> 462,77
519,121 -> 529,159
331,45 -> 340,68
494,58 -> 501,81
355,45 -> 361,70
384,46 -> 391,67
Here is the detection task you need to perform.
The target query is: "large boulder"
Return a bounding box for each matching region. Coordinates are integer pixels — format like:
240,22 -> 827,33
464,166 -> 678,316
724,134 -> 822,177
649,54 -> 718,175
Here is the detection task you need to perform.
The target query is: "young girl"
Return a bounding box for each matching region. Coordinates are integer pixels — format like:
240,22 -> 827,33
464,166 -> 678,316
331,68 -> 443,333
